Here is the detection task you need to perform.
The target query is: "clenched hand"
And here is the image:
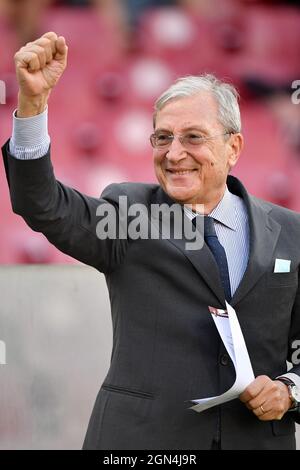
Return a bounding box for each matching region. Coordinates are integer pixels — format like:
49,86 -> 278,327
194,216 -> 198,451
14,32 -> 68,117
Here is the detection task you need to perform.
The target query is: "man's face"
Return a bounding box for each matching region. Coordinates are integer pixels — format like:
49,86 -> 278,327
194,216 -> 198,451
153,92 -> 242,210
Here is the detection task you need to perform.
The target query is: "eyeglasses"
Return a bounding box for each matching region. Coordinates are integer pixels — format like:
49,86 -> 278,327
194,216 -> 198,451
149,131 -> 231,149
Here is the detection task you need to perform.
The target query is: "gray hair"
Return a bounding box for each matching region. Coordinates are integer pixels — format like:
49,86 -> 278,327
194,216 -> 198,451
154,74 -> 241,133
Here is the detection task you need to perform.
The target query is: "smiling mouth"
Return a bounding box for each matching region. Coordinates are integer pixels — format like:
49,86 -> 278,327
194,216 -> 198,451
166,169 -> 197,175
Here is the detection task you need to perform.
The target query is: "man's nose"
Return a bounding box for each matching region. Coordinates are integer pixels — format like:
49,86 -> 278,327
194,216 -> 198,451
165,137 -> 186,162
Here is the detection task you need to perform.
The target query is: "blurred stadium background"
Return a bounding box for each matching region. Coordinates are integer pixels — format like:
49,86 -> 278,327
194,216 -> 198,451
0,0 -> 300,264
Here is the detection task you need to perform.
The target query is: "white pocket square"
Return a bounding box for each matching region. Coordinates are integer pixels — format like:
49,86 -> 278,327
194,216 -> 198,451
274,258 -> 291,273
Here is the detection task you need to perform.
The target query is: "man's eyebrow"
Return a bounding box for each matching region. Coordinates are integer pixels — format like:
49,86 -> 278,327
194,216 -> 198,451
154,126 -> 209,133
154,128 -> 171,133
181,126 -> 209,133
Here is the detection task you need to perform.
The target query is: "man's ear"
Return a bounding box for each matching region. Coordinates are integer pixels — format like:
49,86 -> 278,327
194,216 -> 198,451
228,133 -> 243,169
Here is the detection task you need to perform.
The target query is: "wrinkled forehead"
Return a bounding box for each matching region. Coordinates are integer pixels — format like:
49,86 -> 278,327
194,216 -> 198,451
153,92 -> 221,131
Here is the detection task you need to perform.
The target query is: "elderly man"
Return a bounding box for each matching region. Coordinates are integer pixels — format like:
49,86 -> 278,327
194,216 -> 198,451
2,32 -> 300,450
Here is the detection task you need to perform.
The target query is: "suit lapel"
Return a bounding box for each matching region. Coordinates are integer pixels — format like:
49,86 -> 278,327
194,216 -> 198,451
228,176 -> 282,306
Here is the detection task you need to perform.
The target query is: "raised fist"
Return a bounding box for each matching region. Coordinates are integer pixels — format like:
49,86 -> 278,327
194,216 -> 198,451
14,32 -> 68,116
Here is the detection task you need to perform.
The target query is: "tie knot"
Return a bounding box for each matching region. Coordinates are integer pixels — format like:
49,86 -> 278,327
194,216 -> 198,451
204,216 -> 216,238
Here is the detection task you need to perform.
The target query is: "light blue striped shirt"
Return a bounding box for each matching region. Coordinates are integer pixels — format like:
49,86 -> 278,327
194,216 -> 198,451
9,107 -> 50,159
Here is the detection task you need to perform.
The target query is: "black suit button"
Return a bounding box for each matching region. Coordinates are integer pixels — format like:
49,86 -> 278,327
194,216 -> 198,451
220,354 -> 229,366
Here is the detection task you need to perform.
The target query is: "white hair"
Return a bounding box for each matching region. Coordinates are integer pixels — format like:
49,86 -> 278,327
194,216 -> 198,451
154,74 -> 241,133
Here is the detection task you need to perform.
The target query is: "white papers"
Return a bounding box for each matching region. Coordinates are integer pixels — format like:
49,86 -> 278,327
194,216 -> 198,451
189,302 -> 254,412
274,258 -> 291,273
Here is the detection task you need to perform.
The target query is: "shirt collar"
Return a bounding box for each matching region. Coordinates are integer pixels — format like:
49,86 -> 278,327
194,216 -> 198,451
209,186 -> 237,231
183,186 -> 237,232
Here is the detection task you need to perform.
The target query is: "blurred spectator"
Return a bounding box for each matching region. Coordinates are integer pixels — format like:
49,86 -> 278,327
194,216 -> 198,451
126,0 -> 174,27
0,0 -> 53,45
242,77 -> 300,155
268,92 -> 300,155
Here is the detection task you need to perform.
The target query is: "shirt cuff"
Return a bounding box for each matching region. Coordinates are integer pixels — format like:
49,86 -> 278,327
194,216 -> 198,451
277,373 -> 300,389
9,106 -> 50,160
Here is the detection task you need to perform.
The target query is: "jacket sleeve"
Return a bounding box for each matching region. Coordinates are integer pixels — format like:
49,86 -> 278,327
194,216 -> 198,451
2,139 -> 128,273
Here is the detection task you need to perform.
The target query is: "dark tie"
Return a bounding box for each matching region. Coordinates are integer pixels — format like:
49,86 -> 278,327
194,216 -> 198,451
199,216 -> 232,302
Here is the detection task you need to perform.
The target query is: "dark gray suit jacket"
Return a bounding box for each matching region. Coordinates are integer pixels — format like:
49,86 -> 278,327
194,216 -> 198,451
2,141 -> 300,450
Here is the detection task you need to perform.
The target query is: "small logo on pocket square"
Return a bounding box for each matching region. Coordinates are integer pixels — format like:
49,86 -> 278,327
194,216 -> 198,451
274,258 -> 291,273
